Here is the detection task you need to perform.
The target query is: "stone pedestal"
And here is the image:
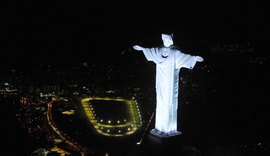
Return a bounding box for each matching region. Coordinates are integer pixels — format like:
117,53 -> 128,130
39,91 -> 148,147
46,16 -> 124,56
146,129 -> 182,155
149,129 -> 181,138
128,130 -> 201,156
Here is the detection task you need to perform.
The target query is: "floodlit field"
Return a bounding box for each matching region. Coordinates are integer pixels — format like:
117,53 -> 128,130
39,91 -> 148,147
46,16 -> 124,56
81,97 -> 142,137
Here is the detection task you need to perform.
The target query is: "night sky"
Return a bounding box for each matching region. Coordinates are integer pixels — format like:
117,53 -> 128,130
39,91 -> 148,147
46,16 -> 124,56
1,1 -> 269,68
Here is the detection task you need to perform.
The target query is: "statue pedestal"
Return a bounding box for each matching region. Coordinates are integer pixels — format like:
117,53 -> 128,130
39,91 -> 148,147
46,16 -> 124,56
149,129 -> 182,139
129,129 -> 201,156
146,129 -> 182,155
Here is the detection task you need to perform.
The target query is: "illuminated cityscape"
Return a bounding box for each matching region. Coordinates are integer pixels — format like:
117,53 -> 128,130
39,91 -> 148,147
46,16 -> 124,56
2,41 -> 270,155
1,1 -> 270,156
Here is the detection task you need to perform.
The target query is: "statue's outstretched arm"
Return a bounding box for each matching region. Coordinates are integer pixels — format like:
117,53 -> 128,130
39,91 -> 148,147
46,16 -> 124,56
133,45 -> 145,51
196,56 -> 204,62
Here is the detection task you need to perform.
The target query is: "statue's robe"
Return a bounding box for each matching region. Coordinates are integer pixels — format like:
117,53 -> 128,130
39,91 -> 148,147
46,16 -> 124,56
142,47 -> 198,133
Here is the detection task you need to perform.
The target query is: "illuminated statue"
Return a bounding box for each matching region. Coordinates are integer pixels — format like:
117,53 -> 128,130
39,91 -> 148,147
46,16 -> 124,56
133,34 -> 203,136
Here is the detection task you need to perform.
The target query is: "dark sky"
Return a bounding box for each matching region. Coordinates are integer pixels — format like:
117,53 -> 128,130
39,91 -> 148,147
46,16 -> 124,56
1,1 -> 269,68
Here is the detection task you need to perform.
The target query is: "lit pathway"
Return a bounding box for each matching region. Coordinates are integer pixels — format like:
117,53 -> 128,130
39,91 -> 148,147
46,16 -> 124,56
47,101 -> 88,156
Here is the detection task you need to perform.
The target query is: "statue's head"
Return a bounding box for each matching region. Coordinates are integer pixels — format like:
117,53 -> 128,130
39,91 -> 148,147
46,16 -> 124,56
161,34 -> 174,47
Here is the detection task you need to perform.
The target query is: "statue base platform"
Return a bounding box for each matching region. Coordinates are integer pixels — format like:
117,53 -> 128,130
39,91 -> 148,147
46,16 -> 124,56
148,129 -> 181,146
128,129 -> 201,156
149,129 -> 182,138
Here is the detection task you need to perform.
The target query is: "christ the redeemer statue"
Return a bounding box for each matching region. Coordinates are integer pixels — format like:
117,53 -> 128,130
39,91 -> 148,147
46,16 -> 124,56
133,34 -> 204,137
